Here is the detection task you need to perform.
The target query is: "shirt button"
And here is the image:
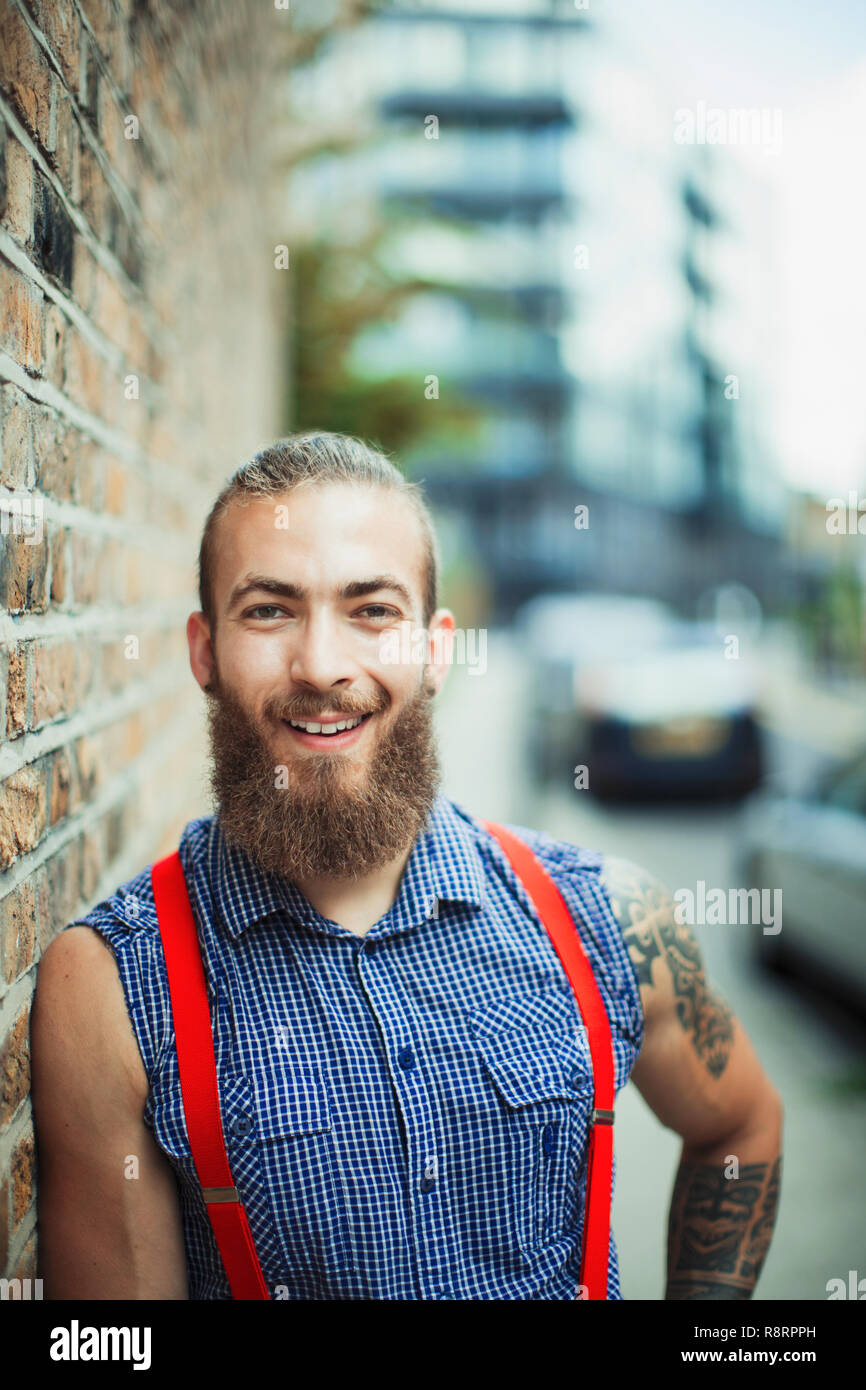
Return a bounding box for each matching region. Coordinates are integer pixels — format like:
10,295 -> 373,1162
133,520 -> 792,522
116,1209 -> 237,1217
231,1114 -> 253,1137
434,1289 -> 450,1299
568,1068 -> 585,1091
420,1175 -> 436,1193
541,1123 -> 554,1156
397,1047 -> 415,1070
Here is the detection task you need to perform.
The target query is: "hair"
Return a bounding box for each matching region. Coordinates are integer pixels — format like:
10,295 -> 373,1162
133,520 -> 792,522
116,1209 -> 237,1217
197,432 -> 440,635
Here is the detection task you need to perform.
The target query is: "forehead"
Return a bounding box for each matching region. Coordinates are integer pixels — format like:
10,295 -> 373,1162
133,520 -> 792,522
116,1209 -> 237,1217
212,483 -> 426,611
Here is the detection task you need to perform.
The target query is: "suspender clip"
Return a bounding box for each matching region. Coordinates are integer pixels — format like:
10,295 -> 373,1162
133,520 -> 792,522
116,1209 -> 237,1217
202,1185 -> 240,1204
591,1108 -> 615,1125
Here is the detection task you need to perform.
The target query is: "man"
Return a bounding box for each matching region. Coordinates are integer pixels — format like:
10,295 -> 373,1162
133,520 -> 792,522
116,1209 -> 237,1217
32,433 -> 783,1300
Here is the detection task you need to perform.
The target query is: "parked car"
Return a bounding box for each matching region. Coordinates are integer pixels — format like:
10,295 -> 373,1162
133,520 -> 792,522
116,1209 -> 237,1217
736,748 -> 866,1016
577,637 -> 764,801
516,592 -> 680,783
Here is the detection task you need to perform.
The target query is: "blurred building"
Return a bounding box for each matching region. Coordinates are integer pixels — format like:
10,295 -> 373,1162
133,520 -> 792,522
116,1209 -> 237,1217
284,0 -> 794,621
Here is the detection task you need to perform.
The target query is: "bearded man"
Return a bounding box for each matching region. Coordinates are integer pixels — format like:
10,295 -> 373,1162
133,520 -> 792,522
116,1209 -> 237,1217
32,433 -> 783,1301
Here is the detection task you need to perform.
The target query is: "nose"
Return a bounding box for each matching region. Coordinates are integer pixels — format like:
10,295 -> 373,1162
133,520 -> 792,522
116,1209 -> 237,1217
288,609 -> 358,694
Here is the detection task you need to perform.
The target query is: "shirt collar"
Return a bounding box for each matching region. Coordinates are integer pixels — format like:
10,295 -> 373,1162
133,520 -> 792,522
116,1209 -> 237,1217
211,791 -> 486,941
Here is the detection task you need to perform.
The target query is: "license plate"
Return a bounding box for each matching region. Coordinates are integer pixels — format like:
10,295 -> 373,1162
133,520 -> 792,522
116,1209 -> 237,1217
630,717 -> 731,758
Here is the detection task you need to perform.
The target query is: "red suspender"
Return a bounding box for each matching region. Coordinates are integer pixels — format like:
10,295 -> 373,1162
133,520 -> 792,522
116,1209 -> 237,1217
480,821 -> 616,1301
151,824 -> 615,1301
151,851 -> 270,1300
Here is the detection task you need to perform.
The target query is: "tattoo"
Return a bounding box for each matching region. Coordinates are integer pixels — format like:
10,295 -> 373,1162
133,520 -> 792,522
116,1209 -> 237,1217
665,1156 -> 782,1299
601,856 -> 735,1078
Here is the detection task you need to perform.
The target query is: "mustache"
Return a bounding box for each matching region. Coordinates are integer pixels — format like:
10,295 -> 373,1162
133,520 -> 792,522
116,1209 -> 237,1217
268,690 -> 392,722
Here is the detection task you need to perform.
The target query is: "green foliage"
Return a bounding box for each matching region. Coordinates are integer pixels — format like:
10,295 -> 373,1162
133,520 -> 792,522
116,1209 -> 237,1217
287,234 -> 484,464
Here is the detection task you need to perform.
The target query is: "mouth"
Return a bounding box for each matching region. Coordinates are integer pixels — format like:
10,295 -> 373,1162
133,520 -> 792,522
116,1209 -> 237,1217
281,710 -> 375,749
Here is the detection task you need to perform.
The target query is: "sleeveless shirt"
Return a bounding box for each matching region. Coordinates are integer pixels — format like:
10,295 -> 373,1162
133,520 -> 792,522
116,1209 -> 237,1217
65,792 -> 644,1299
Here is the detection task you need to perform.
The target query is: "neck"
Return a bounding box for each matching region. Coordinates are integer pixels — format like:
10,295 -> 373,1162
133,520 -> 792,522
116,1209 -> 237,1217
291,838 -> 417,937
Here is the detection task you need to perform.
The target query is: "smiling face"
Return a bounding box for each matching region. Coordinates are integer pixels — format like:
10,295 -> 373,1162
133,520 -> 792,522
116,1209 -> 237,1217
187,481 -> 455,881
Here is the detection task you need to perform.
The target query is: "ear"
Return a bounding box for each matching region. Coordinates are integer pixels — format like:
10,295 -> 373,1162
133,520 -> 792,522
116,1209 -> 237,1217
187,612 -> 216,693
422,609 -> 457,696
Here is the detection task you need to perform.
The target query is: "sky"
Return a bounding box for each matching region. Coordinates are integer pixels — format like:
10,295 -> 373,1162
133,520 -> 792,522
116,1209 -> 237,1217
595,0 -> 866,496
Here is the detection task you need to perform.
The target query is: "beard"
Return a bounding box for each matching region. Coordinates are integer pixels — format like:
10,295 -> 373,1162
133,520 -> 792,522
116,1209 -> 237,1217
203,663 -> 442,883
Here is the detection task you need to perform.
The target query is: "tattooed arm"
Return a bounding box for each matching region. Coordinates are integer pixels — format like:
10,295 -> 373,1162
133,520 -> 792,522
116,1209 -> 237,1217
600,855 -> 784,1300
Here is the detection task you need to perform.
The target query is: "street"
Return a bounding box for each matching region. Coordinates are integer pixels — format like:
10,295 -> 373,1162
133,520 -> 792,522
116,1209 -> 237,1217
435,627 -> 866,1300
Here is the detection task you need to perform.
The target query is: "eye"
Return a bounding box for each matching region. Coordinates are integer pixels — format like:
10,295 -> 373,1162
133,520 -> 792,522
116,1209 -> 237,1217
244,605 -> 288,620
357,604 -> 400,620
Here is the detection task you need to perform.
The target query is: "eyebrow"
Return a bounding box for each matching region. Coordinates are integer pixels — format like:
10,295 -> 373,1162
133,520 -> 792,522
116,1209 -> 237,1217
226,573 -> 415,615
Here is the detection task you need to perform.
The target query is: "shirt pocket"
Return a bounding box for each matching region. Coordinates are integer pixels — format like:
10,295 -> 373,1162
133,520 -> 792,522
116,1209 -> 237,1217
241,1062 -> 354,1281
468,989 -> 595,1257
149,1062 -> 351,1288
149,1066 -> 251,1172
147,1068 -> 263,1289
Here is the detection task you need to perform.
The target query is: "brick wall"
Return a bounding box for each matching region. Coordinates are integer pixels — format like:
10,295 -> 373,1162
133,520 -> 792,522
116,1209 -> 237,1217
0,0 -> 282,1283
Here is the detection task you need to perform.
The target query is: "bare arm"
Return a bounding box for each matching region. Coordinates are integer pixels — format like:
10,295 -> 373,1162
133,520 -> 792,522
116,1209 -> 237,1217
31,925 -> 189,1299
600,855 -> 784,1300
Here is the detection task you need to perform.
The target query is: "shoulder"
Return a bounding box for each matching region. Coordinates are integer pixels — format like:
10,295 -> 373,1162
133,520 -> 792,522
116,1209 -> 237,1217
455,804 -> 644,1022
598,852 -> 699,974
465,808 -> 616,922
598,852 -> 736,1072
34,922 -> 150,1113
598,853 -> 681,971
37,816 -> 212,1076
598,852 -> 692,1001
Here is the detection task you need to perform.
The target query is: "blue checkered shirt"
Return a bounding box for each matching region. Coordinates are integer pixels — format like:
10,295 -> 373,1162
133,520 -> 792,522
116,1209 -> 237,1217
67,792 -> 644,1299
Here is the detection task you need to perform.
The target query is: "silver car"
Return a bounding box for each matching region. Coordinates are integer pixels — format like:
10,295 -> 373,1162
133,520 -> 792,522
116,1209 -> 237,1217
737,748 -> 866,1013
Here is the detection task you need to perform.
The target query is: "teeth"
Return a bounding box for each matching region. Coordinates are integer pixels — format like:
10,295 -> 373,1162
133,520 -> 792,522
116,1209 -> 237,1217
288,715 -> 364,734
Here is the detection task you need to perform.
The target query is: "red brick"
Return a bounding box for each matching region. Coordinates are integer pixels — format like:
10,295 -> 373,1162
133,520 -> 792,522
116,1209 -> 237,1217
48,746 -> 74,828
79,0 -> 116,63
0,1004 -> 31,1127
64,328 -> 106,417
32,642 -> 76,727
48,524 -> 67,606
93,264 -> 130,355
34,840 -> 82,952
5,644 -> 28,739
103,458 -> 126,514
75,639 -> 98,706
1,879 -> 37,987
1,385 -> 34,489
35,72 -> 60,157
71,236 -> 94,312
11,1128 -> 35,1231
78,142 -> 108,238
30,2 -> 81,94
53,93 -> 78,190
0,766 -> 48,870
43,300 -> 66,390
75,435 -> 103,510
0,263 -> 44,374
70,530 -> 110,603
0,7 -> 52,142
33,407 -> 77,503
1,136 -> 34,244
0,530 -> 50,616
